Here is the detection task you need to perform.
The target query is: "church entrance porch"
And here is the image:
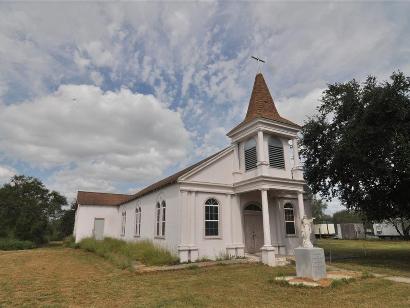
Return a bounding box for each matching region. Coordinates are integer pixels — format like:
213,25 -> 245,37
238,188 -> 306,266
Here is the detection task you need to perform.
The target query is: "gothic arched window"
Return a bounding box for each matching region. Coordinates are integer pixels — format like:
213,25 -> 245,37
135,206 -> 141,237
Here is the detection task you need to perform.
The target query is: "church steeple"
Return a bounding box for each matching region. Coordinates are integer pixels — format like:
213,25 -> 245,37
244,73 -> 280,123
227,73 -> 300,136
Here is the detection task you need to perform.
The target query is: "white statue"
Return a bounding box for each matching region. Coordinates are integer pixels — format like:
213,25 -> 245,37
301,216 -> 315,248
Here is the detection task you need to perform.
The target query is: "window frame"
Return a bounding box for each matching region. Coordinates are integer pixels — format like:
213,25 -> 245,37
155,200 -> 166,239
134,206 -> 141,237
284,203 -> 296,236
204,198 -> 221,239
121,211 -> 126,237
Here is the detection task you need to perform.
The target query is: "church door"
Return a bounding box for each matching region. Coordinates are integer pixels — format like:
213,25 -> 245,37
244,204 -> 264,254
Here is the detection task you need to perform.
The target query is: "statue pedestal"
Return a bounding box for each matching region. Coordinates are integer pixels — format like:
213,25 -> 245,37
294,247 -> 326,281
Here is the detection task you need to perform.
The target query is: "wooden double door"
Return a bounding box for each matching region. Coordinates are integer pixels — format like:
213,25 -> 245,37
244,206 -> 264,254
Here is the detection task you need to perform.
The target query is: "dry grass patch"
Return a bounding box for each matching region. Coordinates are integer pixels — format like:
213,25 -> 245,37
1,247 -> 410,307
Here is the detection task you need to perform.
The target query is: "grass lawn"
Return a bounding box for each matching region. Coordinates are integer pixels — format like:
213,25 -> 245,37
0,246 -> 410,307
317,239 -> 410,277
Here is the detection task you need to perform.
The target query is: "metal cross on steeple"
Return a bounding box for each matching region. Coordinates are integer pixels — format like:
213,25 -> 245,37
251,56 -> 266,73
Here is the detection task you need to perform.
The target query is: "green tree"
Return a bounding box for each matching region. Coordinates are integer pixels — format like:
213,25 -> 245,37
300,71 -> 410,239
0,175 -> 67,244
59,200 -> 78,238
333,210 -> 363,224
311,197 -> 332,223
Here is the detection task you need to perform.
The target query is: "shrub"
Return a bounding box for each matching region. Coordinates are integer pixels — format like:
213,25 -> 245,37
0,238 -> 35,250
77,238 -> 179,269
62,235 -> 78,248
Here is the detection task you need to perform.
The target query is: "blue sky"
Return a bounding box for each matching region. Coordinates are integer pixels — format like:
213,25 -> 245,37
0,2 -> 409,213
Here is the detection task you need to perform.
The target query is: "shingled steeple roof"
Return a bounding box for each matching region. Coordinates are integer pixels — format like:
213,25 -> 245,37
228,73 -> 300,134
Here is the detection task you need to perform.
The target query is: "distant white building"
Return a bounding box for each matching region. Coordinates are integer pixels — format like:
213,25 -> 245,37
73,73 -> 312,266
373,222 -> 403,239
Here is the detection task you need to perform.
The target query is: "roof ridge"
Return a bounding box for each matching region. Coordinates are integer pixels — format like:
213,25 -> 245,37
77,190 -> 131,196
116,146 -> 230,205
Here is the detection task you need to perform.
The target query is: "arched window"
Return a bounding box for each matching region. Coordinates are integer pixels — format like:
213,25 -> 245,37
244,138 -> 257,171
269,137 -> 285,169
155,200 -> 166,237
121,211 -> 126,236
284,203 -> 296,235
161,200 -> 166,237
205,198 -> 220,237
135,206 -> 141,237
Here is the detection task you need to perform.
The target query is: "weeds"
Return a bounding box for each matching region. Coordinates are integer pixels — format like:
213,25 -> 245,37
77,237 -> 179,269
330,278 -> 353,288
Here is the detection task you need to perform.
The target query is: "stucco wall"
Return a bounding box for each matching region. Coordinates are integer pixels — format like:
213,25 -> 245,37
188,192 -> 241,259
74,205 -> 119,242
184,150 -> 234,185
118,184 -> 180,254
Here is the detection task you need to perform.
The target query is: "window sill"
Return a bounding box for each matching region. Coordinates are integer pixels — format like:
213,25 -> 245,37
268,166 -> 285,170
204,236 -> 222,240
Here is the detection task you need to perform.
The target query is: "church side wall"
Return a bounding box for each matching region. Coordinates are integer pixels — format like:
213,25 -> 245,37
118,184 -> 180,254
74,205 -> 119,243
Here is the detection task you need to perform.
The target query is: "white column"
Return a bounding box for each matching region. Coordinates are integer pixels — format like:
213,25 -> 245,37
189,191 -> 198,261
180,191 -> 189,245
292,138 -> 300,167
297,191 -> 305,219
233,143 -> 240,172
190,191 -> 196,245
226,194 -> 237,257
178,190 -> 190,263
257,130 -> 265,165
261,189 -> 276,266
261,189 -> 272,247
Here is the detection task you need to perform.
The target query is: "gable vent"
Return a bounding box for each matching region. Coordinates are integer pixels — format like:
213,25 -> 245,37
245,147 -> 257,171
269,137 -> 285,169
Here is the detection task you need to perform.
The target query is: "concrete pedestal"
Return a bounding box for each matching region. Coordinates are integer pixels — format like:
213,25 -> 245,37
294,247 -> 326,281
261,246 -> 276,266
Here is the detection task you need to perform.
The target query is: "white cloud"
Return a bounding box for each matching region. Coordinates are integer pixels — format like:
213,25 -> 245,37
0,165 -> 16,185
0,85 -> 190,195
0,2 -> 409,196
277,88 -> 325,125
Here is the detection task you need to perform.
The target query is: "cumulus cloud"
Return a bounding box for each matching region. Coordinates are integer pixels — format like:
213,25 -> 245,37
0,85 -> 190,194
0,2 -> 409,198
0,165 -> 16,185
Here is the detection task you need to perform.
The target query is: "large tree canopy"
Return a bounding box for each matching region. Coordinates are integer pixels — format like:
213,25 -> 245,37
0,175 -> 67,244
301,72 -> 410,237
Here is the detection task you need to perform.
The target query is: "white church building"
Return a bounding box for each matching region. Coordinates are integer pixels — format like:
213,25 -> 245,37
73,73 -> 312,266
